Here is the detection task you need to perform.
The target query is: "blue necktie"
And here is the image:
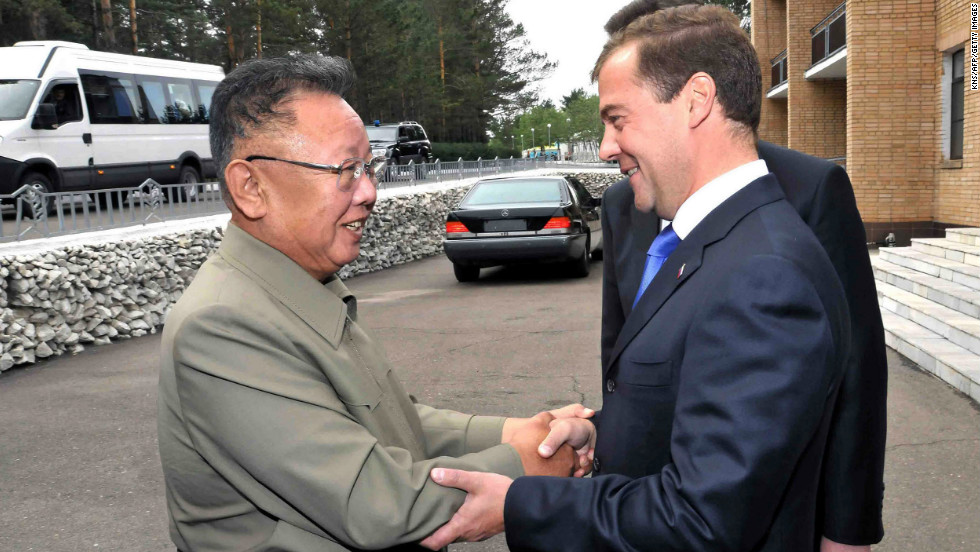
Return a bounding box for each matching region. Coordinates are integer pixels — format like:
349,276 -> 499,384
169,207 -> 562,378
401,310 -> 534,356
633,224 -> 681,307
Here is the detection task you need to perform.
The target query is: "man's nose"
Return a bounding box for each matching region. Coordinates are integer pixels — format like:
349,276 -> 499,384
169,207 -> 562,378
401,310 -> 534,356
598,128 -> 619,162
352,167 -> 378,205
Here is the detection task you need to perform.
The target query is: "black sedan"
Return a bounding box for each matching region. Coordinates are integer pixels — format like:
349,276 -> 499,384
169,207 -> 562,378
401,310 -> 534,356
443,176 -> 603,282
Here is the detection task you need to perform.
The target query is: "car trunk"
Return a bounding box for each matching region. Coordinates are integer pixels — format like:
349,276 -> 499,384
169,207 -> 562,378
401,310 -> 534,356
453,204 -> 564,233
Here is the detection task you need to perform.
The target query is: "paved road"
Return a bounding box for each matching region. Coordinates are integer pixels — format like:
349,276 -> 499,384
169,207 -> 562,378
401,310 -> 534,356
0,254 -> 977,551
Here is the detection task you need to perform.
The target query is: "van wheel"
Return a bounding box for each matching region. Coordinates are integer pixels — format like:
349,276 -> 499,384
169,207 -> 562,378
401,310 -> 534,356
20,171 -> 55,218
177,165 -> 202,202
453,263 -> 480,282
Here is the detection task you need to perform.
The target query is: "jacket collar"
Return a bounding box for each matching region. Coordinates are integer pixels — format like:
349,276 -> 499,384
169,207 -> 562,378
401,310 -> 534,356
605,173 -> 786,375
217,223 -> 349,348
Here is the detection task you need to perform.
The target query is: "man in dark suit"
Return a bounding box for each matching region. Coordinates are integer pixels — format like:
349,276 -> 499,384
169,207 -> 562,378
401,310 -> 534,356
600,3 -> 887,551
420,6 -> 853,550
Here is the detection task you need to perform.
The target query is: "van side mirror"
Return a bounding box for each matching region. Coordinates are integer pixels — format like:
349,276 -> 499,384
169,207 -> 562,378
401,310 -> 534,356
32,103 -> 58,130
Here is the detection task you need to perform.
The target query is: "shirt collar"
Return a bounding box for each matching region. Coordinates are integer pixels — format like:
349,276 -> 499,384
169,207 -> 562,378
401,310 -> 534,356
217,222 -> 350,347
666,159 -> 770,239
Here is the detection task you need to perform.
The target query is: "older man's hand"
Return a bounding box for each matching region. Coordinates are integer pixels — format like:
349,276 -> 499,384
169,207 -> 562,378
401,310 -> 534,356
503,412 -> 576,477
543,403 -> 596,477
420,468 -> 511,550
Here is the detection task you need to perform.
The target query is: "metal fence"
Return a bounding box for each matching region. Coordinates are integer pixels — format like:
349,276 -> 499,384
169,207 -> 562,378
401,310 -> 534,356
0,157 -> 612,243
376,156 -> 608,189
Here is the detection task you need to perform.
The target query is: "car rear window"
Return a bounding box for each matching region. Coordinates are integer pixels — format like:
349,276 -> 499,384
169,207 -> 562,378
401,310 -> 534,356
462,180 -> 563,206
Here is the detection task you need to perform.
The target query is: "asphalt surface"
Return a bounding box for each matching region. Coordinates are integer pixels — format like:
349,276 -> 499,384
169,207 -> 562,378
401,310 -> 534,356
0,254 -> 977,551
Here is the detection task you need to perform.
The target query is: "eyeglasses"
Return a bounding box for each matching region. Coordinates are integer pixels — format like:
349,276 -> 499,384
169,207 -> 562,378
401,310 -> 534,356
244,155 -> 387,192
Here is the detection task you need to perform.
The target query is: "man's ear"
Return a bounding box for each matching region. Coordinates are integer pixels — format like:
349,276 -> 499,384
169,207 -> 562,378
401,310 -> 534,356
225,160 -> 268,219
686,72 -> 716,129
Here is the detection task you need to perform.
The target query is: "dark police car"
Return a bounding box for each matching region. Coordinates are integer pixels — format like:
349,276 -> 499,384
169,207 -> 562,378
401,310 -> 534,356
365,121 -> 431,165
443,176 -> 602,282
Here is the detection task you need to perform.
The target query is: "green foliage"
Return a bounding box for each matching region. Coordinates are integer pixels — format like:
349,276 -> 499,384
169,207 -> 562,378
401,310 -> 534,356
706,0 -> 751,31
432,142 -> 519,161
490,91 -> 601,157
0,0 -> 553,144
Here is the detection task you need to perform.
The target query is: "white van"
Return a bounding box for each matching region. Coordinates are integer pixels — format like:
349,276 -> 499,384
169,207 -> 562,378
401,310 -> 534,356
0,41 -> 224,198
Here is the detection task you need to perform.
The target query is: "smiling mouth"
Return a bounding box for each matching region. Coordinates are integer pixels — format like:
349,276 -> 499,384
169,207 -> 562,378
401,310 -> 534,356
343,220 -> 364,231
625,167 -> 638,177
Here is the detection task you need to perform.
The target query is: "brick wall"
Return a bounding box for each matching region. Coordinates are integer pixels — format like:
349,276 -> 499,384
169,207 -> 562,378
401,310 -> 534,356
754,0 -> 976,241
934,0 -> 980,227
787,0 -> 847,159
847,0 -> 939,235
754,0 -> 789,146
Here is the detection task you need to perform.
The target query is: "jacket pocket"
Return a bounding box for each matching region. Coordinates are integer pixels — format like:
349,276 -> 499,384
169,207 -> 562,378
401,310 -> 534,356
618,358 -> 673,388
332,367 -> 383,410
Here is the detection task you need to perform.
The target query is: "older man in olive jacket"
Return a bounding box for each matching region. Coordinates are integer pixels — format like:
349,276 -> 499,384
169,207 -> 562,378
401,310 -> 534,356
157,55 -> 582,552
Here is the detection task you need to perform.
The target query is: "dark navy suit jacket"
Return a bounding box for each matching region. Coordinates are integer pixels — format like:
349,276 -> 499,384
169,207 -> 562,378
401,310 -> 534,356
599,142 -> 887,545
504,174 -> 851,551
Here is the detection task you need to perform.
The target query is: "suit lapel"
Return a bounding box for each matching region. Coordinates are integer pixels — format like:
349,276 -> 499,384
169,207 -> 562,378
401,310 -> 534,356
604,174 -> 786,375
619,204 -> 661,316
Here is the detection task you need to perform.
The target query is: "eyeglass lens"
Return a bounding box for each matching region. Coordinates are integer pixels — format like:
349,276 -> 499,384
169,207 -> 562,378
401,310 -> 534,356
337,158 -> 386,191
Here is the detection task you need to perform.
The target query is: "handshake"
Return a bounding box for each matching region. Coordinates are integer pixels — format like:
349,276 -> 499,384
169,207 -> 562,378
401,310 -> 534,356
420,404 -> 597,549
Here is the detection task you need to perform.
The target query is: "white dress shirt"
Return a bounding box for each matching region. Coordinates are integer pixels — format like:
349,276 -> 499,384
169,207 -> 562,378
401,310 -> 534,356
661,159 -> 770,239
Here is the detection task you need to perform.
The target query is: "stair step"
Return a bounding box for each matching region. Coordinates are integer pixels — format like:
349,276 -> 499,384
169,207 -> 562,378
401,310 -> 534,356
881,308 -> 980,402
946,227 -> 980,247
878,247 -> 980,291
876,280 -> 980,356
872,257 -> 980,318
911,238 -> 980,267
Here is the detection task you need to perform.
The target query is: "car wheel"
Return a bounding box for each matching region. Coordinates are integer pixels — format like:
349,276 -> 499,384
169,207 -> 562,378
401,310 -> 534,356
453,263 -> 480,282
570,234 -> 591,278
177,165 -> 202,202
591,243 -> 604,261
20,171 -> 55,218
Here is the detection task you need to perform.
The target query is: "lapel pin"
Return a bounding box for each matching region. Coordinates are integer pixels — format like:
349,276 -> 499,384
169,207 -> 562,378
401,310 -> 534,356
677,263 -> 686,279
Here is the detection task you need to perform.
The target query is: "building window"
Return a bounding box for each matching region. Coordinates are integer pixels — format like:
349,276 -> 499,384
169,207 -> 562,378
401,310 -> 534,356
950,49 -> 964,160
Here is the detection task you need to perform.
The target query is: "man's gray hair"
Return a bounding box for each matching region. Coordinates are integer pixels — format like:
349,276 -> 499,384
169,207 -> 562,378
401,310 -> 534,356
209,54 -> 356,202
604,0 -> 704,34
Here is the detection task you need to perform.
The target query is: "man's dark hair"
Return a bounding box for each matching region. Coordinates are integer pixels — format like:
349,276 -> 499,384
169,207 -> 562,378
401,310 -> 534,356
604,0 -> 704,35
593,4 -> 761,136
209,54 -> 356,202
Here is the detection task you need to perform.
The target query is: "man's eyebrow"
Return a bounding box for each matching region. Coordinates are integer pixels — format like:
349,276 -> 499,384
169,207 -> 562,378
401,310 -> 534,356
599,104 -> 624,121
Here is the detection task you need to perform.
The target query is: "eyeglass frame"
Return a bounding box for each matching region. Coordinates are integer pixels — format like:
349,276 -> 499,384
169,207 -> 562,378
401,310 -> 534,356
243,155 -> 387,191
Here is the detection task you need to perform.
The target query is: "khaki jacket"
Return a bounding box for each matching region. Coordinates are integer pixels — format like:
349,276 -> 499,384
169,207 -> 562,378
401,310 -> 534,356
158,223 -> 524,551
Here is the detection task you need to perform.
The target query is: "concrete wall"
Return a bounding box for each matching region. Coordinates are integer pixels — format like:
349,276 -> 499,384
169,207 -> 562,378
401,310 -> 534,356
0,170 -> 623,373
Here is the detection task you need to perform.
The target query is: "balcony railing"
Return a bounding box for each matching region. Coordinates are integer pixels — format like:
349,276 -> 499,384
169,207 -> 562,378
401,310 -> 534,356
811,2 -> 846,67
770,49 -> 788,89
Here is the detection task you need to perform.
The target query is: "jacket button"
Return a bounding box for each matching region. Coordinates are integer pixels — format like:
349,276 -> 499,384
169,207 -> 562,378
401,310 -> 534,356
593,456 -> 601,473
606,379 -> 616,393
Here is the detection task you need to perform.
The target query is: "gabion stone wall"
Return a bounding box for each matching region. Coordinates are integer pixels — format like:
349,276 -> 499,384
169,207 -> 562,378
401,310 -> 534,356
0,171 -> 623,373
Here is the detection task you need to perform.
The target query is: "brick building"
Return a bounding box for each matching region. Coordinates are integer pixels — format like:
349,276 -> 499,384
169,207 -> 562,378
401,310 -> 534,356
752,0 -> 978,244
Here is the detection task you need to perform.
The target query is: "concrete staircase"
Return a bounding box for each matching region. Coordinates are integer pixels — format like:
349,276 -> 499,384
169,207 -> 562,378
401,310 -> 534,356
872,227 -> 980,402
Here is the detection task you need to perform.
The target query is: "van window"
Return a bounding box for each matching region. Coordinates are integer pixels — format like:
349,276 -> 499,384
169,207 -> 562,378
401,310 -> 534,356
80,72 -> 140,124
40,83 -> 83,126
167,81 -> 196,124
138,79 -> 169,124
0,79 -> 40,120
194,81 -> 217,123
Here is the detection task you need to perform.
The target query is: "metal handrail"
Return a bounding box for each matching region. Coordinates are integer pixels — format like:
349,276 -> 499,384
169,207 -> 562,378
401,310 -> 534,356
0,179 -> 227,243
770,48 -> 788,66
0,158 -> 605,242
811,2 -> 845,36
770,49 -> 789,89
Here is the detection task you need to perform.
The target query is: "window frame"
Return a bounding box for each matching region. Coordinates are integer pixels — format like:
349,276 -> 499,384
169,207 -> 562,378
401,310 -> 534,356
950,48 -> 965,161
78,69 -> 143,125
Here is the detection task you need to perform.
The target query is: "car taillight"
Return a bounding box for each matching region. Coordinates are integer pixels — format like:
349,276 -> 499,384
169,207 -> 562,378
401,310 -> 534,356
446,221 -> 469,233
542,216 -> 571,229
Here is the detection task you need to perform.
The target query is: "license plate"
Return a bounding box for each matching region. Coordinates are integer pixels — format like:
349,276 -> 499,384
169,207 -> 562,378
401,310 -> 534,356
485,219 -> 527,232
